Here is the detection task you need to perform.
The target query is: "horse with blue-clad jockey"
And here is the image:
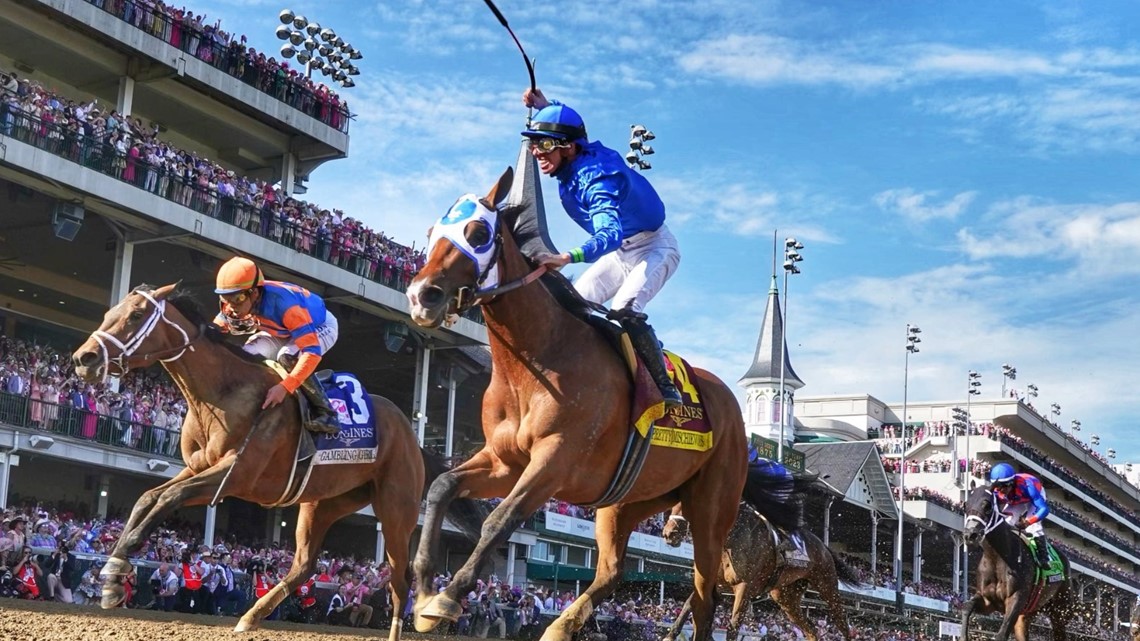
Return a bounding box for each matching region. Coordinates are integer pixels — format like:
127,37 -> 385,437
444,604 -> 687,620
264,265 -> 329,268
961,469 -> 1071,641
662,449 -> 860,641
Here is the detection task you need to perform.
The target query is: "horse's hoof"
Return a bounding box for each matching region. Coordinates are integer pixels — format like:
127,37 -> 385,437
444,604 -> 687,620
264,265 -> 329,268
100,585 -> 125,610
415,593 -> 462,632
414,612 -> 441,634
233,616 -> 260,633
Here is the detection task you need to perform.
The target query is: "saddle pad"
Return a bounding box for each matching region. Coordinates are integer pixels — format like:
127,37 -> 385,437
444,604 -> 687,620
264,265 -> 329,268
647,351 -> 714,452
314,373 -> 378,465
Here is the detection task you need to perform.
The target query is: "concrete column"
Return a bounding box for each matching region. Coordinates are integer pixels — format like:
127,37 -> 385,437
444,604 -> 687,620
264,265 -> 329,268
1096,585 -> 1103,628
117,76 -> 135,117
280,152 -> 297,195
444,372 -> 457,458
1113,592 -> 1120,631
506,543 -> 517,589
97,474 -> 111,519
267,508 -> 283,545
912,531 -> 923,584
204,505 -> 217,548
413,345 -> 431,447
375,522 -> 386,564
870,511 -> 879,582
111,238 -> 135,306
951,534 -> 961,594
0,435 -> 19,510
823,497 -> 833,546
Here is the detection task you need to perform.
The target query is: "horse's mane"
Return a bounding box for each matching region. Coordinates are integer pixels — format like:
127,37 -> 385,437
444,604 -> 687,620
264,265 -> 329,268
500,201 -> 596,319
132,284 -> 263,365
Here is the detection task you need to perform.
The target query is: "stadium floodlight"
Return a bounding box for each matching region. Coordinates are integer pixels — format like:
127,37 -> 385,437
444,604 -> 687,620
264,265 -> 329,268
1001,364 -> 1016,396
275,9 -> 362,89
627,124 -> 656,171
776,237 -> 806,463
895,322 -> 921,614
1070,419 -> 1081,434
1026,383 -> 1039,398
1091,434 -> 1100,446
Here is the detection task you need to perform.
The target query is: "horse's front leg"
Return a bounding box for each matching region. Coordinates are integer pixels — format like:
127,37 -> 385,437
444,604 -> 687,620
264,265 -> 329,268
99,466 -> 194,607
546,498 -> 674,641
413,448 -> 516,632
959,594 -> 986,641
662,593 -> 693,641
994,592 -> 1030,641
100,459 -> 234,608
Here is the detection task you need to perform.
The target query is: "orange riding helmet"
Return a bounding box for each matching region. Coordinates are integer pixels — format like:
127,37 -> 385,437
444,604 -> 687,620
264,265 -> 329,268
215,256 -> 265,294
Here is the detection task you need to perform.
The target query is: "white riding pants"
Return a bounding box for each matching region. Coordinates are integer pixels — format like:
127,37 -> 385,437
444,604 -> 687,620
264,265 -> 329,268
1000,502 -> 1045,536
574,224 -> 680,313
242,312 -> 339,363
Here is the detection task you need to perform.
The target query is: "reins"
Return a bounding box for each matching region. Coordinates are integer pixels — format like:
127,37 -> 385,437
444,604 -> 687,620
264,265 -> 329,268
90,290 -> 201,382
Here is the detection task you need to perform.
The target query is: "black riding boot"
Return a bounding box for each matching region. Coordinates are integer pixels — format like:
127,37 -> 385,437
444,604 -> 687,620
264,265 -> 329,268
1034,534 -> 1051,568
298,374 -> 341,436
620,315 -> 683,409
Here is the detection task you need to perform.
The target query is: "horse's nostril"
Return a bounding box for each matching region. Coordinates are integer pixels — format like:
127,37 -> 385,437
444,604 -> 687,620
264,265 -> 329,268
419,286 -> 445,308
76,351 -> 100,368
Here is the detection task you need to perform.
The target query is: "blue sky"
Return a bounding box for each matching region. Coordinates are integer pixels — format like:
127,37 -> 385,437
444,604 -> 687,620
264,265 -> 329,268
196,1 -> 1140,461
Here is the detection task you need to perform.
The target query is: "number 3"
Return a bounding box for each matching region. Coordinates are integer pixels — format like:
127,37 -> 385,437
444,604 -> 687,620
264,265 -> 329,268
334,374 -> 370,424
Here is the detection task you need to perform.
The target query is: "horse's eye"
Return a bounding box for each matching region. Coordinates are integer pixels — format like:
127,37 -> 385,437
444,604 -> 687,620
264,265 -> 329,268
465,220 -> 491,248
129,310 -> 145,322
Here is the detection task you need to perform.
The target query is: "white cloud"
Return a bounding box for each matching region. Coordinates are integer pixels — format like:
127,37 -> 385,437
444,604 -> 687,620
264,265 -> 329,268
678,34 -> 900,89
957,198 -> 1140,275
874,188 -> 977,223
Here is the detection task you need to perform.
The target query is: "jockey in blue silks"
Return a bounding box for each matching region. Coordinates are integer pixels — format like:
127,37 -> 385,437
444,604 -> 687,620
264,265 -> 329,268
990,462 -> 1052,568
520,87 -> 682,409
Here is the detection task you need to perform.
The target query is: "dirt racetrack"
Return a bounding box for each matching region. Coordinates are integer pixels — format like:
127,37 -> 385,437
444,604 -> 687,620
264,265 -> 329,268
0,598 -> 434,641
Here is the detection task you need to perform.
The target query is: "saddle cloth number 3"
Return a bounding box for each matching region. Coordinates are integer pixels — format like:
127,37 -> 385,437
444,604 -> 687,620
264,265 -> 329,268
334,374 -> 370,425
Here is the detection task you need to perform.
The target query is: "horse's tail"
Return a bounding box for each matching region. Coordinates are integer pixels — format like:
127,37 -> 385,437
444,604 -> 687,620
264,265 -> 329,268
827,547 -> 864,587
420,448 -> 486,542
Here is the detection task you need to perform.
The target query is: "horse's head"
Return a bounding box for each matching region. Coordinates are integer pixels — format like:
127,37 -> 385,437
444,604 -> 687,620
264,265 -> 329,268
661,512 -> 689,548
406,168 -> 515,328
72,282 -> 190,382
962,485 -> 1001,545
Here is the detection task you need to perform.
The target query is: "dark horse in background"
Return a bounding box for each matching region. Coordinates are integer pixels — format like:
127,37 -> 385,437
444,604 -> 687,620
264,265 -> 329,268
405,168 -> 775,641
961,485 -> 1071,641
72,284 -> 482,637
661,496 -> 859,641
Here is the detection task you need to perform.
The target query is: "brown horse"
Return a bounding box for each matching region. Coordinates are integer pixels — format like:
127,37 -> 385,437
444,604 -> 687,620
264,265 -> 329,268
961,486 -> 1071,641
1130,598 -> 1140,641
71,284 -> 482,637
661,504 -> 859,641
404,169 -> 754,641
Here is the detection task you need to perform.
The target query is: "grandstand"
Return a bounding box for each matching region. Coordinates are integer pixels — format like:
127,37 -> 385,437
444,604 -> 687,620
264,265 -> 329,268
0,2 -> 1135,640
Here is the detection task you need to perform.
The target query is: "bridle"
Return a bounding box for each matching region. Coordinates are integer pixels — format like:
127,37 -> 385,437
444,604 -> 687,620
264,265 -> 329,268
450,211 -> 547,314
964,491 -> 1004,538
90,290 -> 200,382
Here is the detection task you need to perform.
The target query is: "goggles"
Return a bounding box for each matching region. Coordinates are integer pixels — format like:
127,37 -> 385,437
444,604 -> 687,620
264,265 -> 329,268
220,289 -> 252,306
527,137 -> 571,154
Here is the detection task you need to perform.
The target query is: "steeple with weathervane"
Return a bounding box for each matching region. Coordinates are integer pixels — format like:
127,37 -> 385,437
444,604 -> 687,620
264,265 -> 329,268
739,255 -> 805,447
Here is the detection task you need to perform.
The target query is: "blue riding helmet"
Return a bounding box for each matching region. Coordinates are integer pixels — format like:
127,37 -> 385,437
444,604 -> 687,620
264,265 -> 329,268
522,103 -> 587,144
989,462 -> 1016,484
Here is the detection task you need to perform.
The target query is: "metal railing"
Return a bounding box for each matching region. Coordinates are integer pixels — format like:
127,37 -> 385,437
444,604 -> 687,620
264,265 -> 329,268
0,100 -> 484,325
83,0 -> 351,132
0,391 -> 181,460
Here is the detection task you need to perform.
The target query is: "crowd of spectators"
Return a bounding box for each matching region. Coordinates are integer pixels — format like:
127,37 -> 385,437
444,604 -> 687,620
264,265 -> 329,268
0,336 -> 184,457
538,499 -> 668,537
84,0 -> 350,131
1,494 -> 1132,639
0,69 -> 428,295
